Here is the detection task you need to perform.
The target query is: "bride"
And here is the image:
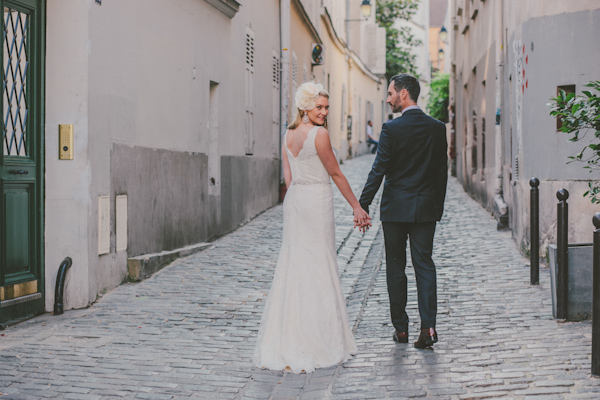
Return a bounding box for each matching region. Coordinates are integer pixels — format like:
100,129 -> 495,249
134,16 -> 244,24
253,82 -> 371,373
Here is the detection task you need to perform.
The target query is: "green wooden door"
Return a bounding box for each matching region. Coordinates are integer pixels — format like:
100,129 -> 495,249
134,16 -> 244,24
0,0 -> 45,324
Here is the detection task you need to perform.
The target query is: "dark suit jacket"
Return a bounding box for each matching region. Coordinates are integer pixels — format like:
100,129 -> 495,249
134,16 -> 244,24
359,108 -> 448,222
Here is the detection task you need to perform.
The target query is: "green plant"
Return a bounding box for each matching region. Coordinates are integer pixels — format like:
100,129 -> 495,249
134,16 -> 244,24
376,0 -> 422,82
427,73 -> 449,122
549,81 -> 600,203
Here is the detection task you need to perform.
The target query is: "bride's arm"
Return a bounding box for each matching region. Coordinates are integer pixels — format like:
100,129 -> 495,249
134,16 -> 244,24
315,127 -> 371,230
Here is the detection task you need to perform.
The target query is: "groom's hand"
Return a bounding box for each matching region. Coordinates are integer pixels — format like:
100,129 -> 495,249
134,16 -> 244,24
359,220 -> 371,233
360,203 -> 369,214
353,206 -> 372,232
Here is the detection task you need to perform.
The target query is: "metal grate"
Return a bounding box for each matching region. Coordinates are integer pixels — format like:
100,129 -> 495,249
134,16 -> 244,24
245,32 -> 254,68
2,8 -> 29,157
292,52 -> 297,86
272,55 -> 279,85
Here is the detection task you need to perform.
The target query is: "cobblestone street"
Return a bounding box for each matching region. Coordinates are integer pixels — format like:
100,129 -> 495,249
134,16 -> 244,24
1,154 -> 599,399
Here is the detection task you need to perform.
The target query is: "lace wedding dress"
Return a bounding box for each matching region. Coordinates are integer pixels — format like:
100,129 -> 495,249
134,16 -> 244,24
253,126 -> 357,374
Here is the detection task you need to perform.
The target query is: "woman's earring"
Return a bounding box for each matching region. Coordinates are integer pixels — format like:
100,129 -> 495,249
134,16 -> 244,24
302,112 -> 310,124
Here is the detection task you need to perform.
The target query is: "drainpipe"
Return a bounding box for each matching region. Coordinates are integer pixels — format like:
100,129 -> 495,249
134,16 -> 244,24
345,0 -> 353,159
346,0 -> 351,49
280,0 -> 290,201
54,257 -> 73,315
494,0 -> 509,230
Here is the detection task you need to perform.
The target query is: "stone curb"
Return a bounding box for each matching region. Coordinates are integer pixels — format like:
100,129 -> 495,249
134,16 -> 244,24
127,242 -> 211,281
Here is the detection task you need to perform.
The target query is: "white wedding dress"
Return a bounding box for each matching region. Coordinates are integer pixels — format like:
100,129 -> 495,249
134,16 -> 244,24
253,126 -> 357,374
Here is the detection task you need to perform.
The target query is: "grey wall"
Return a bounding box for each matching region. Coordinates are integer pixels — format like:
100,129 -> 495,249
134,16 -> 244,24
460,8 -> 600,255
109,145 -> 279,258
518,9 -> 600,181
221,156 -> 280,233
507,9 -> 600,254
111,144 -> 210,257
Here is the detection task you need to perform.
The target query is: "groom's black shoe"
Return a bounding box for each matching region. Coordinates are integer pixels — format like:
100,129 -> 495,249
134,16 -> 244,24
414,328 -> 438,349
393,331 -> 408,343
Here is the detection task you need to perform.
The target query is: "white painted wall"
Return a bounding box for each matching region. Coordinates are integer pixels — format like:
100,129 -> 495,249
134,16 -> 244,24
450,0 -> 600,257
45,0 -> 92,310
45,0 -> 281,311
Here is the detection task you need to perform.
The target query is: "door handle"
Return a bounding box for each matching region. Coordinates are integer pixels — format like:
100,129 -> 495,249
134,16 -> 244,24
10,170 -> 29,175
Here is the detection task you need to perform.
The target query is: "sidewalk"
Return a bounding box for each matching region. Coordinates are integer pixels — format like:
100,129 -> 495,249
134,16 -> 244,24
1,154 -> 599,400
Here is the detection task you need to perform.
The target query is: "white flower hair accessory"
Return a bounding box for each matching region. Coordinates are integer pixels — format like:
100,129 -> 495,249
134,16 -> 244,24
295,81 -> 324,111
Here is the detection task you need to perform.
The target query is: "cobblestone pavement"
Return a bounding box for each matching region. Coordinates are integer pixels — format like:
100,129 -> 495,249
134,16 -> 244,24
1,154 -> 600,400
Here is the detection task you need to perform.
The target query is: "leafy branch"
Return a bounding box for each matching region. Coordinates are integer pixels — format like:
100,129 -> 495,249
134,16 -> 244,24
427,73 -> 449,122
548,80 -> 600,203
376,0 -> 422,82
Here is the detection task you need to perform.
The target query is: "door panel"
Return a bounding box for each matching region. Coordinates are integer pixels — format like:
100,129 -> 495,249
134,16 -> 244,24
0,0 -> 44,324
4,181 -> 35,282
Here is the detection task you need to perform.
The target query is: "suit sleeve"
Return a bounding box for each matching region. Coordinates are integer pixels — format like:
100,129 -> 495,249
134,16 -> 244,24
435,124 -> 449,216
359,122 -> 393,211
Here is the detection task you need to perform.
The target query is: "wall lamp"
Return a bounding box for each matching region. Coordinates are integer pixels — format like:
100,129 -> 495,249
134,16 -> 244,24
439,25 -> 448,42
346,0 -> 372,21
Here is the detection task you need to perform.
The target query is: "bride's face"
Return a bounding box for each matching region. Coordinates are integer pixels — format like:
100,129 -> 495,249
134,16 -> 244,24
307,96 -> 329,126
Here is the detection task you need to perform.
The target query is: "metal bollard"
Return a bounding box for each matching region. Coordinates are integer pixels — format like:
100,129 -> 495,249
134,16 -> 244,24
556,189 -> 569,320
530,178 -> 540,285
592,213 -> 600,376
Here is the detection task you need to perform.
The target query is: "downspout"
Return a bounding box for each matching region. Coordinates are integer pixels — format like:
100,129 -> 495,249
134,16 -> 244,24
53,257 -> 73,315
346,0 -> 351,49
494,0 -> 509,230
280,0 -> 290,201
345,0 -> 353,159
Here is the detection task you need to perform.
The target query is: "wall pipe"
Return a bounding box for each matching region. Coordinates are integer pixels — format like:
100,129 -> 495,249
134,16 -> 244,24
494,0 -> 508,230
53,257 -> 72,316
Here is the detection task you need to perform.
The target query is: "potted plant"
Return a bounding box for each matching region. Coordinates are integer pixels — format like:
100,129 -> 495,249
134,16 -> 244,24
546,81 -> 600,321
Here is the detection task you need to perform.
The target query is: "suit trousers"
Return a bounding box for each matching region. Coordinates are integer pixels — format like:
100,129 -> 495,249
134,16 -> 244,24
382,221 -> 437,331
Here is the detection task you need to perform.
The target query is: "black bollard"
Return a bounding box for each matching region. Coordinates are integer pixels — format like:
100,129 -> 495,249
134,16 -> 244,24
530,178 -> 540,285
556,189 -> 569,320
592,213 -> 600,376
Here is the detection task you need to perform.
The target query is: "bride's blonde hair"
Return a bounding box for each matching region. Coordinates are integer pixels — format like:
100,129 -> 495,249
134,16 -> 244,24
289,81 -> 329,130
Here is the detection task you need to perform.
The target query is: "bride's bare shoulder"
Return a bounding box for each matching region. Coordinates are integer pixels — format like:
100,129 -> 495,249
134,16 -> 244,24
315,126 -> 329,137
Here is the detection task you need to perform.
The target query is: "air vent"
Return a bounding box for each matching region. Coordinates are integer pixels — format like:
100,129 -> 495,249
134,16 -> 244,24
245,32 -> 254,68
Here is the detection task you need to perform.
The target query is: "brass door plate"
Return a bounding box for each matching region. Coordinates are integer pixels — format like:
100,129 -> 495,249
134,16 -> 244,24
59,124 -> 74,160
0,280 -> 38,301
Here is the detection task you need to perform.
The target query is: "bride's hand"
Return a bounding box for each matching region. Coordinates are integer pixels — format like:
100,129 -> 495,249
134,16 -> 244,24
353,206 -> 372,232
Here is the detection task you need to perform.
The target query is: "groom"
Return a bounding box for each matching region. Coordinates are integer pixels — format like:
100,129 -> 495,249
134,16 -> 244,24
359,74 -> 448,349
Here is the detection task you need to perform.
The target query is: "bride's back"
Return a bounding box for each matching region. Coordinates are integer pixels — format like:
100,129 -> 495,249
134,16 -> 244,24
286,126 -> 312,158
284,126 -> 329,183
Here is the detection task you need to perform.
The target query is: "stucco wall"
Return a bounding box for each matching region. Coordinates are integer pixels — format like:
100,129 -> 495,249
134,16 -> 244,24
45,0 -> 92,310
508,9 -> 600,254
451,0 -> 600,260
45,0 -> 281,311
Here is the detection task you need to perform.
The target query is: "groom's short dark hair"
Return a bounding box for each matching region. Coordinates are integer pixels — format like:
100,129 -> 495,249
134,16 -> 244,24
391,74 -> 420,102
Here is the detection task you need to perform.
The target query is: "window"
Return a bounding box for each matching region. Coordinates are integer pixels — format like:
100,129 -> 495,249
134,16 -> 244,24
556,85 -> 576,131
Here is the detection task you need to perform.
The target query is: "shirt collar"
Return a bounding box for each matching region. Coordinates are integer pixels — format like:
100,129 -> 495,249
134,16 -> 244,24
401,105 -> 421,113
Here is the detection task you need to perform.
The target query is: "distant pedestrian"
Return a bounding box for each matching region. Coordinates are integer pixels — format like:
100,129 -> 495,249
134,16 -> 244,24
366,120 -> 378,154
254,81 -> 371,374
359,73 -> 448,349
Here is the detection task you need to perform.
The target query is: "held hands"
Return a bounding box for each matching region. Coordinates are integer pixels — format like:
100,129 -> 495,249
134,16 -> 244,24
353,206 -> 372,233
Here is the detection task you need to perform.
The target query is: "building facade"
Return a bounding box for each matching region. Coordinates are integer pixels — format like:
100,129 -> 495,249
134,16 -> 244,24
1,0 -> 386,324
449,0 -> 600,257
286,0 -> 387,160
